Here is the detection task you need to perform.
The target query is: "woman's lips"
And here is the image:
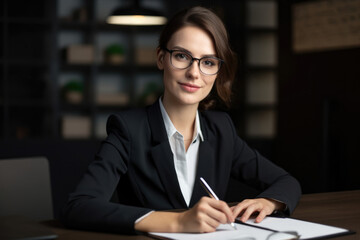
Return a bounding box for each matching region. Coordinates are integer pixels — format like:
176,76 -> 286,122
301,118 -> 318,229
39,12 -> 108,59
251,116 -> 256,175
179,83 -> 200,93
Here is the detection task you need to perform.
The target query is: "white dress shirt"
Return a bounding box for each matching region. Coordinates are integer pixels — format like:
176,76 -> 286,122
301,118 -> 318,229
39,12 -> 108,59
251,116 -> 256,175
159,98 -> 204,206
135,99 -> 204,224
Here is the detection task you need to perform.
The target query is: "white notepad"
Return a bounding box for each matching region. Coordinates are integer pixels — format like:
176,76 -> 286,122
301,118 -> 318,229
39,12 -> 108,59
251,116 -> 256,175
244,217 -> 351,239
149,216 -> 353,240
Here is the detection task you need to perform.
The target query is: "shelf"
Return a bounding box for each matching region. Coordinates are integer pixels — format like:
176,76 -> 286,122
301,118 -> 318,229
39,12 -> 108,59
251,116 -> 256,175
95,105 -> 131,112
95,22 -> 164,32
57,21 -> 164,33
0,0 -> 166,140
60,63 -> 93,72
98,64 -> 158,72
60,63 -> 158,73
59,21 -> 93,30
245,109 -> 276,139
96,64 -> 131,72
60,103 -> 93,113
242,0 -> 279,145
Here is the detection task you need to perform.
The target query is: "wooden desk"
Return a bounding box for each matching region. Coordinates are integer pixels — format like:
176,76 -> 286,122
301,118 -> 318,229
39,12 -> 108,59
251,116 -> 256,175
292,190 -> 359,240
45,221 -> 149,240
45,190 -> 359,239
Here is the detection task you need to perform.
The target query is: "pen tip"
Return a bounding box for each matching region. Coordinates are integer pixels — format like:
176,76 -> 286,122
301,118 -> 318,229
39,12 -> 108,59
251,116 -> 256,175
231,222 -> 237,230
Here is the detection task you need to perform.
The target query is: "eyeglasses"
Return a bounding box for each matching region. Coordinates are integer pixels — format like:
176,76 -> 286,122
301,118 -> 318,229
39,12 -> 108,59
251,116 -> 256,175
163,48 -> 224,75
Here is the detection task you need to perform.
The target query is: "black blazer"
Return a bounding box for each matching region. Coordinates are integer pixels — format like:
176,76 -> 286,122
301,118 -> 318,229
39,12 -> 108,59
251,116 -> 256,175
62,101 -> 301,234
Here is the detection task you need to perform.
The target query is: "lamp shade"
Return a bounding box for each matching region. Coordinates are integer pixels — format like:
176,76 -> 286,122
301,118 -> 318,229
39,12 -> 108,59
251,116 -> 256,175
107,5 -> 167,26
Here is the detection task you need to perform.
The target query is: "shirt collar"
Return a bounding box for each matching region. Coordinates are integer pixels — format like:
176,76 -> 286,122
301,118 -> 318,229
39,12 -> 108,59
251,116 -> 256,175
159,98 -> 204,142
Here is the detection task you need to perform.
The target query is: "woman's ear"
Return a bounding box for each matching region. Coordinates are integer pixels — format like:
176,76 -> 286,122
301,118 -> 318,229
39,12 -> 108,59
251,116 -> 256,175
156,47 -> 165,70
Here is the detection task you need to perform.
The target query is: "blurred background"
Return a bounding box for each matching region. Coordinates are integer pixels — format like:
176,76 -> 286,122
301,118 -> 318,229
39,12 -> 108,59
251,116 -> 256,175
1,0 -> 359,219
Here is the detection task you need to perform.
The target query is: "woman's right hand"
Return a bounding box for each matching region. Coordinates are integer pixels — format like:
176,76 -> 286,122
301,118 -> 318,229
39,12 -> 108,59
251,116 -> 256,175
135,196 -> 234,233
176,196 -> 235,233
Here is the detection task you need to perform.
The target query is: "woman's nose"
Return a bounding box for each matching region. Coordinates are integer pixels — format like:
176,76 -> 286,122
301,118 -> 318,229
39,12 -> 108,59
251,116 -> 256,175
186,60 -> 201,79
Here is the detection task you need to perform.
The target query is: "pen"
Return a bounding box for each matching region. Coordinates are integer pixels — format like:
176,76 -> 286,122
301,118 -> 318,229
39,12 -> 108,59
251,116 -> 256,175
199,177 -> 237,230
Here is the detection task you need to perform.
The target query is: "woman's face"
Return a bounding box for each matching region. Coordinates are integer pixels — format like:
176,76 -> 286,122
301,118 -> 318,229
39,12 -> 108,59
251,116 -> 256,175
157,26 -> 217,108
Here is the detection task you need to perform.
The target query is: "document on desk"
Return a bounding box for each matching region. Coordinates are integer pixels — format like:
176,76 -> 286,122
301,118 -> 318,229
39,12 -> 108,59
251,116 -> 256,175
150,222 -> 295,240
244,216 -> 352,239
149,216 -> 353,240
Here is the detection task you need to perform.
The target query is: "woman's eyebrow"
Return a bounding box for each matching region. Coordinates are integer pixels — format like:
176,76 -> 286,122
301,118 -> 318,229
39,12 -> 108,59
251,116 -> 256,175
171,46 -> 217,58
171,46 -> 192,54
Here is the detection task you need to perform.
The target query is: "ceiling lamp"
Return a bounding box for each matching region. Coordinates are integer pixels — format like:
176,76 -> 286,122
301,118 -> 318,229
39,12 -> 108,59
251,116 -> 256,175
106,0 -> 167,26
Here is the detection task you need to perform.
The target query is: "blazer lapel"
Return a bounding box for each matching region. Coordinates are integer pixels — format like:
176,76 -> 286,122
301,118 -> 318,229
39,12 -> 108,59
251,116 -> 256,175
189,140 -> 217,207
189,114 -> 217,207
147,101 -> 187,209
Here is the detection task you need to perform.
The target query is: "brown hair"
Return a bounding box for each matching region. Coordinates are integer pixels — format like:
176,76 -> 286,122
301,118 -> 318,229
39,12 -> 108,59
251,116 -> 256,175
158,6 -> 237,110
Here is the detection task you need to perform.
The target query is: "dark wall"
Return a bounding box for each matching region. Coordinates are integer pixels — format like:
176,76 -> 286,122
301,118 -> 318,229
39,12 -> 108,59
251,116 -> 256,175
277,0 -> 360,193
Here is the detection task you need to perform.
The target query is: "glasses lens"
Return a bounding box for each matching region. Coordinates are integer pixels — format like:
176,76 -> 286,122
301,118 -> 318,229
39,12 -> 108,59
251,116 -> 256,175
200,57 -> 221,75
170,50 -> 192,69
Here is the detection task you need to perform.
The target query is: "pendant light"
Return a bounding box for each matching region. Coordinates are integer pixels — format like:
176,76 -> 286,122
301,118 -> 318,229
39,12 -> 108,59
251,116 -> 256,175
106,0 -> 167,26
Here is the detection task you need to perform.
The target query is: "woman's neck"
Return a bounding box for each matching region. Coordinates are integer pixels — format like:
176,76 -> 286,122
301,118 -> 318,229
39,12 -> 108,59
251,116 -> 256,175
162,96 -> 198,140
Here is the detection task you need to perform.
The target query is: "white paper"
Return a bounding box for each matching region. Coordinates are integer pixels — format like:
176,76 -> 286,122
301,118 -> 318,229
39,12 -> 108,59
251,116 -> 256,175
244,217 -> 349,239
150,216 -> 350,240
150,222 -> 294,240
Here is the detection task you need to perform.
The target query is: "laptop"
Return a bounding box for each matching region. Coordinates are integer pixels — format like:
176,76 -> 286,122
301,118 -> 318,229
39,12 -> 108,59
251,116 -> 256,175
0,215 -> 58,240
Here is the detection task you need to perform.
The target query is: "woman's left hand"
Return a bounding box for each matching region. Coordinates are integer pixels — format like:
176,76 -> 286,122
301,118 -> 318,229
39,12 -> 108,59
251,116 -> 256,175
231,198 -> 285,223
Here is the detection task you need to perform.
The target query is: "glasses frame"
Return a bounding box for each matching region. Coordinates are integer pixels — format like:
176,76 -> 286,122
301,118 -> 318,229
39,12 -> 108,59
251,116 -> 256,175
163,47 -> 224,75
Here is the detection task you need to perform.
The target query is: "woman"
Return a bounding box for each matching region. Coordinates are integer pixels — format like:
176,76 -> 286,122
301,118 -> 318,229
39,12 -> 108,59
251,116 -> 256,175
62,6 -> 301,234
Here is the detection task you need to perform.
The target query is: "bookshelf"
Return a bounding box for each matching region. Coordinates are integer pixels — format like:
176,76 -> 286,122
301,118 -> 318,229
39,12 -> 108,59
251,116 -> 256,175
1,0 -> 278,148
57,0 -> 164,139
241,0 -> 279,156
0,0 -> 164,140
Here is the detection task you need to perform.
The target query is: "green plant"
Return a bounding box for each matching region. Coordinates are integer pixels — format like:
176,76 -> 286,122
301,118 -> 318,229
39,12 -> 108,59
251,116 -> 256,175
105,44 -> 125,55
64,80 -> 83,92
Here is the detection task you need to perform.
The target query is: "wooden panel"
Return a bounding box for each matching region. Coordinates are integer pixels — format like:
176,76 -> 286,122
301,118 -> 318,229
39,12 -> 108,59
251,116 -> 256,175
293,0 -> 360,52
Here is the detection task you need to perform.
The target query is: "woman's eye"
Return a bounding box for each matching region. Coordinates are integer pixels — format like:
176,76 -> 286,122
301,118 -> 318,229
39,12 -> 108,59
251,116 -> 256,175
174,52 -> 189,61
202,59 -> 216,67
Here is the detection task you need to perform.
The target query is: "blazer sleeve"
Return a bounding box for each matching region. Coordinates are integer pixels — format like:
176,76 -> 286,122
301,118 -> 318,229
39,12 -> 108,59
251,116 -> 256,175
224,114 -> 302,214
61,114 -> 153,234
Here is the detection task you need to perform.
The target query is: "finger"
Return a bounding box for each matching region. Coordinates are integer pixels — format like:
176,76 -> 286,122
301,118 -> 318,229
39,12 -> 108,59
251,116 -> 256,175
188,205 -> 219,233
212,200 -> 236,223
232,200 -> 253,218
206,200 -> 233,224
203,214 -> 222,231
197,198 -> 230,225
193,210 -> 220,232
205,204 -> 229,224
255,209 -> 268,223
239,204 -> 258,222
232,206 -> 245,220
196,217 -> 217,233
